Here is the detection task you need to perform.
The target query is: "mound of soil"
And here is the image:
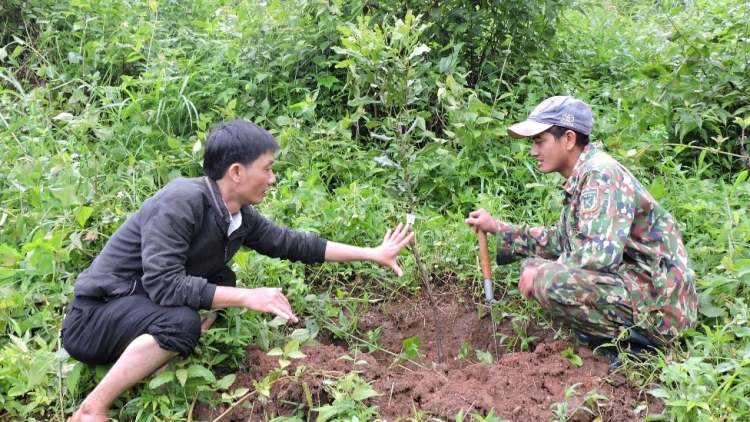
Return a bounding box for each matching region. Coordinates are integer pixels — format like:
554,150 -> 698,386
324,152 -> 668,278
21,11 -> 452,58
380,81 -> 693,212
194,287 -> 663,421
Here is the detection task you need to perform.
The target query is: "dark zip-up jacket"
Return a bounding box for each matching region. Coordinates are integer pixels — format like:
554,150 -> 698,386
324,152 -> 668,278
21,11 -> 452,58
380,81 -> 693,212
73,177 -> 327,310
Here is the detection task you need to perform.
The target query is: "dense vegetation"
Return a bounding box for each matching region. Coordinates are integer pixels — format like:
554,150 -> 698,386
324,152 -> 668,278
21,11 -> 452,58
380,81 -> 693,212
1,0 -> 748,420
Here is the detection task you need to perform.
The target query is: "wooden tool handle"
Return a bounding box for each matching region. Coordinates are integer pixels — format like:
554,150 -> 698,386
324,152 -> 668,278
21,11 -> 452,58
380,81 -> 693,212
478,230 -> 492,280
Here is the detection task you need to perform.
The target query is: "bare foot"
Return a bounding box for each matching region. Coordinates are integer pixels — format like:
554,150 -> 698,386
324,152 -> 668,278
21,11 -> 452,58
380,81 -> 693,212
68,408 -> 109,422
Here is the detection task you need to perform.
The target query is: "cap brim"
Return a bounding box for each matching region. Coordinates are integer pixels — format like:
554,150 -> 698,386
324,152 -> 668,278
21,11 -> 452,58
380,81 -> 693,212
506,120 -> 553,139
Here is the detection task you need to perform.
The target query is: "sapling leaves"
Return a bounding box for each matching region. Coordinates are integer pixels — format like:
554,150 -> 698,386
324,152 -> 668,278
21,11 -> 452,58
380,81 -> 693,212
561,347 -> 583,367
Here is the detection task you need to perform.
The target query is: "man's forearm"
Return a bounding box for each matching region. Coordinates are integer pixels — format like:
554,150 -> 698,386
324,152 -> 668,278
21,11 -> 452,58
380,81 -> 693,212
211,286 -> 250,308
323,241 -> 375,263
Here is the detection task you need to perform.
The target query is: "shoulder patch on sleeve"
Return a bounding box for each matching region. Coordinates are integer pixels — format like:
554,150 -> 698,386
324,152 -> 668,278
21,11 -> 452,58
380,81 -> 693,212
580,188 -> 599,214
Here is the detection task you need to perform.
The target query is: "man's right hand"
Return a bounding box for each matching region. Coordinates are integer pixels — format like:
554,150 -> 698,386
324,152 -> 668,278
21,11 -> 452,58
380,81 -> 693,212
465,209 -> 500,234
242,287 -> 298,323
212,286 -> 298,323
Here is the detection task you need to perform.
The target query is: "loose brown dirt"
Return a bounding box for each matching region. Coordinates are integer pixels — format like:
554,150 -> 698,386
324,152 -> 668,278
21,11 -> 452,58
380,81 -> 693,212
194,287 -> 663,421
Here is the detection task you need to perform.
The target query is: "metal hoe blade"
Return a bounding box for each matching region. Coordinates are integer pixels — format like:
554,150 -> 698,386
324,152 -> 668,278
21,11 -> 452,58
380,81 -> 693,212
478,231 -> 499,362
484,278 -> 499,360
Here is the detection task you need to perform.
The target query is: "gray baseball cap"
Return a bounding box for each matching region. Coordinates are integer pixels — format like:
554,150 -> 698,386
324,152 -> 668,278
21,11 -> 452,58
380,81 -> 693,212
506,96 -> 594,139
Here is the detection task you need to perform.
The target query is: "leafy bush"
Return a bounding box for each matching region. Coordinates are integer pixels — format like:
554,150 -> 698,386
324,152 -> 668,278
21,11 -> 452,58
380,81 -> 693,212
368,0 -> 570,87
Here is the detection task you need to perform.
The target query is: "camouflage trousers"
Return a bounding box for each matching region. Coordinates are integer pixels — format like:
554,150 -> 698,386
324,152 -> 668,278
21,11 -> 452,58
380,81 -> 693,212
522,257 -> 660,344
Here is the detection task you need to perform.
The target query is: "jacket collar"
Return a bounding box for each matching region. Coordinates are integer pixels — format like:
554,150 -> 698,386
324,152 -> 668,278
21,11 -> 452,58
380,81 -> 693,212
562,143 -> 597,198
203,177 -> 231,226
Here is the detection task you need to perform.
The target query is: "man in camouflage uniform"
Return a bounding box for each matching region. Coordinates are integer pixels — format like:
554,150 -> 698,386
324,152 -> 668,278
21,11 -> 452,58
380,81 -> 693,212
465,96 -> 697,349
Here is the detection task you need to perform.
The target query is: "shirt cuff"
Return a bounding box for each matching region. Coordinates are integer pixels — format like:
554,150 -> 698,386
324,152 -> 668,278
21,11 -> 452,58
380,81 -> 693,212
314,237 -> 328,263
199,283 -> 217,310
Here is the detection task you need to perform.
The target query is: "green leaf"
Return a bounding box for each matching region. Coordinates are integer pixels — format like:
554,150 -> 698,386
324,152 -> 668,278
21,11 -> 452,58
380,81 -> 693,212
698,303 -> 725,318
54,348 -> 70,360
8,383 -> 27,397
283,339 -> 300,356
187,364 -> 216,383
407,44 -> 431,60
167,137 -> 181,149
287,350 -> 307,359
66,362 -> 83,395
149,371 -> 175,389
351,385 -> 380,401
27,357 -> 52,389
648,388 -> 670,399
317,74 -> 339,88
50,187 -> 77,207
289,328 -> 317,346
560,348 -> 583,367
335,59 -> 356,69
276,115 -> 294,126
738,265 -> 750,282
475,349 -> 493,365
267,347 -> 283,356
109,146 -> 130,160
11,45 -> 24,59
75,206 -> 94,227
216,373 -> 236,390
568,355 -> 583,367
720,255 -> 734,270
402,336 -> 420,358
0,267 -> 16,280
733,170 -> 748,187
314,404 -> 338,422
176,368 -> 188,387
267,316 -> 288,327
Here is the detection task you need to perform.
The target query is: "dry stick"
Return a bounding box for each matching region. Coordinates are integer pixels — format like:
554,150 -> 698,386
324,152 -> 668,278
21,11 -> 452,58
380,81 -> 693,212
56,360 -> 64,422
662,143 -> 745,158
186,393 -> 199,422
56,313 -> 65,422
211,369 -> 346,422
210,380 -> 271,422
0,112 -> 21,145
323,321 -> 428,370
409,237 -> 444,364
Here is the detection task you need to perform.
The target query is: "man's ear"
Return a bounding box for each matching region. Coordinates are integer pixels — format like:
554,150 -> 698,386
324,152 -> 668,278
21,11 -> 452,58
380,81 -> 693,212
565,130 -> 577,151
227,163 -> 243,182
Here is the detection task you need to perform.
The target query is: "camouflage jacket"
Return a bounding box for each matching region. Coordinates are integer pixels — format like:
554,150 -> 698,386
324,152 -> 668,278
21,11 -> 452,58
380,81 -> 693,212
497,144 -> 697,335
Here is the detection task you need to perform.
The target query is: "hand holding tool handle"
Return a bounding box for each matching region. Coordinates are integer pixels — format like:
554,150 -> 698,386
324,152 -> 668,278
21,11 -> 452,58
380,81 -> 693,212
478,230 -> 493,301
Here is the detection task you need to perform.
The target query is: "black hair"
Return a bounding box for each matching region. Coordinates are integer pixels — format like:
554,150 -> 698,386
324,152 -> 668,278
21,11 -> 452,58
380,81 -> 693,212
548,125 -> 590,148
203,120 -> 280,180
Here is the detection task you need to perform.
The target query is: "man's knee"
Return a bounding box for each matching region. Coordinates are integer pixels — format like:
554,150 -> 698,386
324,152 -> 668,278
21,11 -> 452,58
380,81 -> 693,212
62,309 -> 107,365
529,262 -> 578,307
149,306 -> 202,358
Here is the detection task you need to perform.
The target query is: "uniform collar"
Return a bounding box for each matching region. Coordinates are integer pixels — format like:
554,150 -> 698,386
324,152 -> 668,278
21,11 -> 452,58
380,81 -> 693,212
562,143 -> 597,197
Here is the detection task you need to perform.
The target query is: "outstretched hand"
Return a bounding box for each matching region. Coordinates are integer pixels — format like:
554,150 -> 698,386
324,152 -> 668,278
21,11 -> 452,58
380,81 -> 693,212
371,223 -> 414,277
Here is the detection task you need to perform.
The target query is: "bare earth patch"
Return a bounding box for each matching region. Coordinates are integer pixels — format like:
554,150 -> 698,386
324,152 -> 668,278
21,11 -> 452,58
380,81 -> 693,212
194,288 -> 663,421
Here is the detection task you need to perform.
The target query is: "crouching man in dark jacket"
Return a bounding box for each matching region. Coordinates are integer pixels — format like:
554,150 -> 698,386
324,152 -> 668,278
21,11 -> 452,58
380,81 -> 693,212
64,119 -> 414,422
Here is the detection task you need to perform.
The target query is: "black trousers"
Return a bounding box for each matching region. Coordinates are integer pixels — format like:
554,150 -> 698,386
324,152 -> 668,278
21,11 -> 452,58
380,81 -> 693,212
62,265 -> 236,366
